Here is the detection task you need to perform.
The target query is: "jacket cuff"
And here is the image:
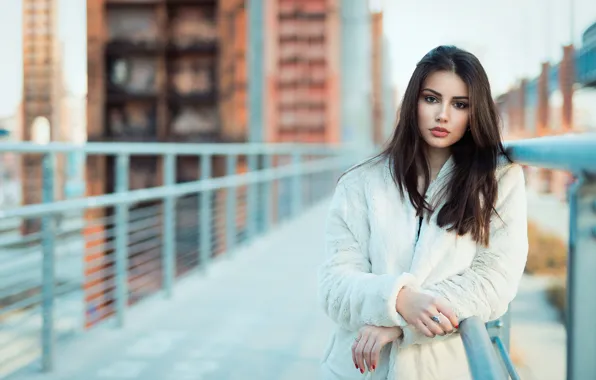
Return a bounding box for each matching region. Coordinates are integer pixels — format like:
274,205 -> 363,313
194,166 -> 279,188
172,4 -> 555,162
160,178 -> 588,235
386,272 -> 419,326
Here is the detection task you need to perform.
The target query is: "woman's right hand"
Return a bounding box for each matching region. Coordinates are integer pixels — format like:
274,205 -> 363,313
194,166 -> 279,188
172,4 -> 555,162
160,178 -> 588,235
395,287 -> 459,337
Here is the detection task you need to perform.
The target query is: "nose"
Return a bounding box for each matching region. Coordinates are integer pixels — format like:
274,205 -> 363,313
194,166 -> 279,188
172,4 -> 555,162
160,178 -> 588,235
435,105 -> 450,123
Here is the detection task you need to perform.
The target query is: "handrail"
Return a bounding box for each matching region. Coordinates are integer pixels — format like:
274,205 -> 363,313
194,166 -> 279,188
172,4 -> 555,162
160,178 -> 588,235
0,156 -> 346,219
0,141 -> 353,155
504,133 -> 596,173
459,317 -> 506,380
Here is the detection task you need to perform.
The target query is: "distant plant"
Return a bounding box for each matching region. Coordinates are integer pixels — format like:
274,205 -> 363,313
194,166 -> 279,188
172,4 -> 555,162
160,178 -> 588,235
547,280 -> 566,322
524,222 -> 567,275
524,221 -> 567,321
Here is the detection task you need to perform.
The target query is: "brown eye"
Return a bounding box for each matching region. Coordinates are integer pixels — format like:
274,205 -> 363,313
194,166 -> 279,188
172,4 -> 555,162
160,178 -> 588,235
454,102 -> 468,109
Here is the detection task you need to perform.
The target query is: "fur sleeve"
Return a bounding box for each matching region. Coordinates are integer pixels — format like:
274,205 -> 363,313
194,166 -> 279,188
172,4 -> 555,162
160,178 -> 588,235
400,164 -> 529,347
317,176 -> 418,331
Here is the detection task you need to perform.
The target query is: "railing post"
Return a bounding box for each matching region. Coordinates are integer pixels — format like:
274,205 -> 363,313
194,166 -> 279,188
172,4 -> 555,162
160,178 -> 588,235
500,309 -> 511,351
226,154 -> 237,254
291,152 -> 302,217
459,317 -> 506,380
567,174 -> 596,380
41,152 -> 56,372
114,153 -> 129,327
246,153 -> 258,241
162,154 -> 176,298
263,154 -> 273,232
199,154 -> 212,271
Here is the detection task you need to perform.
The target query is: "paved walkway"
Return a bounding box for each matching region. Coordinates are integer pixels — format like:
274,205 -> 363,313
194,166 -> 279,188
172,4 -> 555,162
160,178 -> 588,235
511,189 -> 568,380
511,275 -> 566,380
12,201 -> 335,380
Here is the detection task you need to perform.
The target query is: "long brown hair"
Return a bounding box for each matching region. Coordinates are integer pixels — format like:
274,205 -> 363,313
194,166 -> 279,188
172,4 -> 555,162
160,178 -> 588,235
355,45 -> 509,246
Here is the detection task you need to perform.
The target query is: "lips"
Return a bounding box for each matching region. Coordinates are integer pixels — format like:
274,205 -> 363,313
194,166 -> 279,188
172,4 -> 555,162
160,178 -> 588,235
430,127 -> 449,138
430,127 -> 449,133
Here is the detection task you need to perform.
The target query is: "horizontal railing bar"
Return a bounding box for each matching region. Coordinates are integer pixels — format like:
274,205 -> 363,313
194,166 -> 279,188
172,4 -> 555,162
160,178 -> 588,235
0,157 -> 347,220
459,316 -> 506,380
0,142 -> 351,155
0,282 -> 78,317
505,133 -> 596,173
0,342 -> 40,367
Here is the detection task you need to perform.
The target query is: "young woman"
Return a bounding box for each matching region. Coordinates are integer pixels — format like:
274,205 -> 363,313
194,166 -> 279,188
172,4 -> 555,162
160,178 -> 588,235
318,45 -> 528,379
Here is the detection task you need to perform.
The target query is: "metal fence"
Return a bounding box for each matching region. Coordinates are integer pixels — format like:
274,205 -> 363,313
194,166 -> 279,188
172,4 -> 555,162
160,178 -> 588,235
459,133 -> 596,380
0,142 -> 358,378
3,134 -> 594,379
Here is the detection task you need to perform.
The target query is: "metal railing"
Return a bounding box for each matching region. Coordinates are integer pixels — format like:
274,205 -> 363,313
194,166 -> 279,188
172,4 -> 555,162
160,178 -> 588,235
459,133 -> 596,380
0,142 -> 359,378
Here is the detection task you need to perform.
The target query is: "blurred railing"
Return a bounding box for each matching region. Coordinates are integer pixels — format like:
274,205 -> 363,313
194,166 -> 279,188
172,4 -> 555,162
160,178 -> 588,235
460,133 -> 596,380
0,142 -> 359,378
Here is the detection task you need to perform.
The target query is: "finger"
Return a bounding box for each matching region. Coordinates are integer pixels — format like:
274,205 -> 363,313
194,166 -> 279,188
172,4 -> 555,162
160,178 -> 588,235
428,313 -> 454,334
371,340 -> 384,371
351,332 -> 362,370
363,334 -> 376,372
351,338 -> 359,370
422,315 -> 445,336
415,320 -> 435,338
354,335 -> 368,374
438,315 -> 455,334
436,301 -> 459,328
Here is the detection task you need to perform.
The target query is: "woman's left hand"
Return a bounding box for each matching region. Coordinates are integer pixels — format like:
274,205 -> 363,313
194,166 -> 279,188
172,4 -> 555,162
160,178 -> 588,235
352,325 -> 403,374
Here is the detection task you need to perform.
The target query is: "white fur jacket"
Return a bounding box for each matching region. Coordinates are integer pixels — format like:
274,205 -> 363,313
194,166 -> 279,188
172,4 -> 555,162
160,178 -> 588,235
317,155 -> 528,380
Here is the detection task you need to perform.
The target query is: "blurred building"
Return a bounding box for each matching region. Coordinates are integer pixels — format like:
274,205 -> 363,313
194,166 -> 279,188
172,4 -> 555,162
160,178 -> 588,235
496,28 -> 596,200
21,0 -> 64,233
84,0 -> 394,327
371,10 -> 396,147
264,0 -> 340,143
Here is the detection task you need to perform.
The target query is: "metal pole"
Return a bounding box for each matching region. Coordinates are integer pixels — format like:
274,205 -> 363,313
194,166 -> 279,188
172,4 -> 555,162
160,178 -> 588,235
567,175 -> 596,380
41,152 -> 56,372
501,309 -> 511,352
459,317 -> 506,380
114,153 -> 129,327
263,154 -> 273,232
162,154 -> 176,298
492,336 -> 521,380
291,152 -> 302,217
246,153 -> 258,240
226,155 -> 237,254
199,154 -> 212,271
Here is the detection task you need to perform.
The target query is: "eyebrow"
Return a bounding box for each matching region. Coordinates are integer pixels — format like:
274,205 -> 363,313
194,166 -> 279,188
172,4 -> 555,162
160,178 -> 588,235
422,88 -> 469,100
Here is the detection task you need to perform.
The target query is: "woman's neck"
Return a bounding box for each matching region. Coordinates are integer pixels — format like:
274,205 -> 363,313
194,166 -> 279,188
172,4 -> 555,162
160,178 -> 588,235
425,146 -> 451,181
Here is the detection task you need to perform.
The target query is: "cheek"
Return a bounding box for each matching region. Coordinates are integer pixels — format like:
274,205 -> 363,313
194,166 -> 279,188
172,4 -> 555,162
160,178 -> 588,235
417,102 -> 433,122
453,111 -> 470,133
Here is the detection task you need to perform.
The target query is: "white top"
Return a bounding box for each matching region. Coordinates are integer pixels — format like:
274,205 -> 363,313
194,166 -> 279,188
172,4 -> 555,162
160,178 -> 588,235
317,155 -> 528,380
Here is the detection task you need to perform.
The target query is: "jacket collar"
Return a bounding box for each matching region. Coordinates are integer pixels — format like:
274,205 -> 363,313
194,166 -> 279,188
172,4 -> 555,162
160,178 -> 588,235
426,155 -> 455,201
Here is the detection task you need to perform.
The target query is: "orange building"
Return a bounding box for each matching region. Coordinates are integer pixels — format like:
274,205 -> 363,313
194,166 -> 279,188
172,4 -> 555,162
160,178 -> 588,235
84,0 -> 387,327
499,45 -> 576,200
263,0 -> 341,144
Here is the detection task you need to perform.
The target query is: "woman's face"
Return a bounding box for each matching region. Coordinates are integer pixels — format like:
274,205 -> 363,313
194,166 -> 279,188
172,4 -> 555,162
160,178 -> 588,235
417,70 -> 470,150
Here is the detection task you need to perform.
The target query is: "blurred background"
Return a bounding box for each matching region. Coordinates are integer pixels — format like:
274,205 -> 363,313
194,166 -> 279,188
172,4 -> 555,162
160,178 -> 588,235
0,0 -> 595,379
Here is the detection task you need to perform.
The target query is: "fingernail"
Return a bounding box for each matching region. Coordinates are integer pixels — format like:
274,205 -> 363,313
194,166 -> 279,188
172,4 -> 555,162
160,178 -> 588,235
372,365 -> 376,371
360,368 -> 364,374
455,324 -> 459,329
355,364 -> 359,369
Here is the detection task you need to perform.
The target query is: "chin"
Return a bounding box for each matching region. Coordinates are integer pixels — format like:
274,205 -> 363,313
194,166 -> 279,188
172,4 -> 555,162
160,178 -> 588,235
423,136 -> 456,150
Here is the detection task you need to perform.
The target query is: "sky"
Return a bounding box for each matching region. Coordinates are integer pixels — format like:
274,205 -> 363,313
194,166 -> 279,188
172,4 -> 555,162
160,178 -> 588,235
384,0 -> 596,98
0,0 -> 594,118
